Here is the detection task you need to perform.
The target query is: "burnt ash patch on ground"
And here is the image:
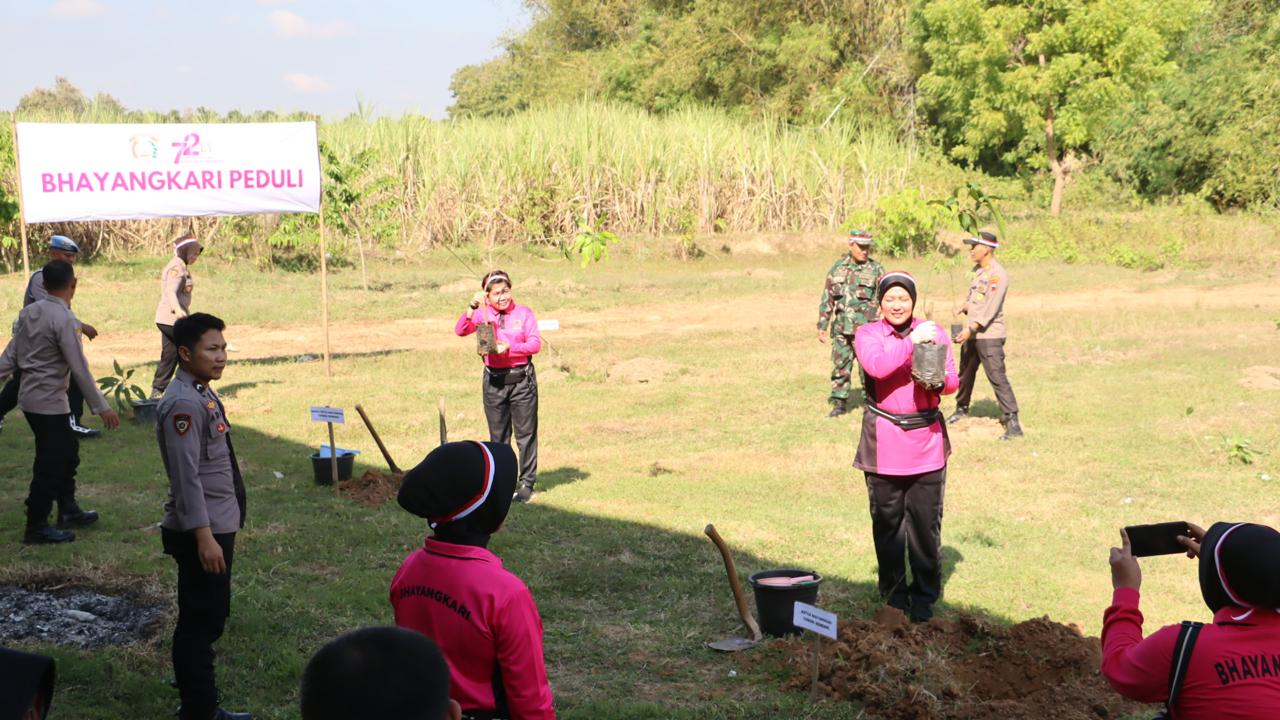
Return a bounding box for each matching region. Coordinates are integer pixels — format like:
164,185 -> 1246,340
0,584 -> 165,649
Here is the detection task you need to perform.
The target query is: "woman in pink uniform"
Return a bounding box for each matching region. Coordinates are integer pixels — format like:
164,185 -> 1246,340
455,271 -> 542,503
391,440 -> 556,720
854,271 -> 958,623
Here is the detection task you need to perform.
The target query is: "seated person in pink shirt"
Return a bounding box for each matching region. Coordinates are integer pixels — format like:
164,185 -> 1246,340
1103,522 -> 1280,719
391,441 -> 555,720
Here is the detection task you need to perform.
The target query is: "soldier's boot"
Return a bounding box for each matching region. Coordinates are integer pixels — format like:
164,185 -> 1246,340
24,522 -> 75,544
999,413 -> 1024,441
946,406 -> 968,424
57,499 -> 100,529
828,398 -> 848,418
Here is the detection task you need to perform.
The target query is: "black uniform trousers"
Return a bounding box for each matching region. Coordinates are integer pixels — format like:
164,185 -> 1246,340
162,528 -> 235,720
954,338 -> 1019,414
22,411 -> 80,527
153,323 -> 180,396
0,372 -> 84,423
865,467 -> 946,618
483,364 -> 538,489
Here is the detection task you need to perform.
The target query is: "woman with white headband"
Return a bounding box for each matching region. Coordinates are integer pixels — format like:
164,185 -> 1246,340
152,234 -> 202,397
455,270 -> 543,503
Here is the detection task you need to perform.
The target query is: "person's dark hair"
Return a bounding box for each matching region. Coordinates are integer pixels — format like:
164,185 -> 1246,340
300,626 -> 451,720
482,269 -> 511,290
41,260 -> 75,292
173,313 -> 226,353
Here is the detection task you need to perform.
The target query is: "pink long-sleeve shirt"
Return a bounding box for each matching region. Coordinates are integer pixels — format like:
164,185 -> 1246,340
1101,587 -> 1280,718
391,538 -> 556,720
853,317 -> 958,475
455,302 -> 542,369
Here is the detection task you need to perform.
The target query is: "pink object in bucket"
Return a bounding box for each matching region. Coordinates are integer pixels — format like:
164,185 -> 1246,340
755,575 -> 815,587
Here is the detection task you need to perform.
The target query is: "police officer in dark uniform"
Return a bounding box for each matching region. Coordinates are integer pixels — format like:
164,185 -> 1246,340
0,235 -> 102,438
155,312 -> 251,720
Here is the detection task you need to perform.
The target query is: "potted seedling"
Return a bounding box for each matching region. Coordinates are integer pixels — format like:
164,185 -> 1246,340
97,359 -> 157,426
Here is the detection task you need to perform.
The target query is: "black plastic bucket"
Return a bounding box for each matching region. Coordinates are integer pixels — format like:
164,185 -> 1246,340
131,400 -> 159,427
310,452 -> 355,485
748,568 -> 822,637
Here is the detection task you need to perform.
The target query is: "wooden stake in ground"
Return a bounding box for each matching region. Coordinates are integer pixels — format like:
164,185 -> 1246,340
10,115 -> 31,278
438,398 -> 447,446
327,420 -> 339,492
810,632 -> 821,699
355,403 -> 400,473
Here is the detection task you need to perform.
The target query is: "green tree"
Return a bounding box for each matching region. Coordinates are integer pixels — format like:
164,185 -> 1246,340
912,0 -> 1204,215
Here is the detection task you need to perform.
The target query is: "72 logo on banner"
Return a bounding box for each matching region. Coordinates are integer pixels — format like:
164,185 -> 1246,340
171,133 -> 213,164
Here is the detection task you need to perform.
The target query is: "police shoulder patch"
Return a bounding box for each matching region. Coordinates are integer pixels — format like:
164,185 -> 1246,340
168,267 -> 181,278
173,414 -> 192,436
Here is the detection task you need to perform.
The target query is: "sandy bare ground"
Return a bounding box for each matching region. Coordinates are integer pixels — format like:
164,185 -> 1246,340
81,279 -> 1280,368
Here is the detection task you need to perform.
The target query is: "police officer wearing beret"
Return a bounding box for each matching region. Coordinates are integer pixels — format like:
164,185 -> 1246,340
948,232 -> 1022,440
0,235 -> 102,439
155,312 -> 250,720
817,229 -> 885,417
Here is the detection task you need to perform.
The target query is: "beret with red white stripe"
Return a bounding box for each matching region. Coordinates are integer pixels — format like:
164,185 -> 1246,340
398,441 -> 517,537
1198,521 -> 1280,613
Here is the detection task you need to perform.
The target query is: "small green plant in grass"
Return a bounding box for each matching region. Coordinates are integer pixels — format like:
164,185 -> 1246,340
566,219 -> 619,267
1221,434 -> 1264,465
97,359 -> 147,413
931,181 -> 1008,240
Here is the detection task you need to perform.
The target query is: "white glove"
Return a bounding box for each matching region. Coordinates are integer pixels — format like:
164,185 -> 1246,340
910,321 -> 938,344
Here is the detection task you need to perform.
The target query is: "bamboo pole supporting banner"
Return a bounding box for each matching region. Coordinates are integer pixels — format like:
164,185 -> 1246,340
319,196 -> 332,378
10,115 -> 30,278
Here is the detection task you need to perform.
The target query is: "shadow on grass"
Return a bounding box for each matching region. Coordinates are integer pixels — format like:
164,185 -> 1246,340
0,416 -> 1010,720
216,380 -> 281,398
969,398 -> 1003,419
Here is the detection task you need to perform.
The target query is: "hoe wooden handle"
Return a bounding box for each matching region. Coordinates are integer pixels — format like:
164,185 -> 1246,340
705,524 -> 762,642
355,404 -> 400,474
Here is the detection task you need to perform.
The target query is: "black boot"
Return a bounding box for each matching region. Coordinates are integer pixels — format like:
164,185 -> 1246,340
1000,413 -> 1024,440
57,499 -> 100,529
946,406 -> 968,424
24,523 -> 76,544
827,399 -> 848,418
513,483 -> 535,504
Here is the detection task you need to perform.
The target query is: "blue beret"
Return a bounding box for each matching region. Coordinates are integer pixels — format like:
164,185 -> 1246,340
49,235 -> 80,253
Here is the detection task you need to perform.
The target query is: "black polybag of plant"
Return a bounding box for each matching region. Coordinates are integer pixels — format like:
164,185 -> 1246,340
912,341 -> 947,389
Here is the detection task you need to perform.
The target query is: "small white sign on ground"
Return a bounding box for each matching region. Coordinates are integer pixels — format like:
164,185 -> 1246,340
793,602 -> 837,640
310,406 -> 345,424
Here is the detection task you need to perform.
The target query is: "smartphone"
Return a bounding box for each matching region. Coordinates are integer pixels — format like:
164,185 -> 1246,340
1125,521 -> 1192,557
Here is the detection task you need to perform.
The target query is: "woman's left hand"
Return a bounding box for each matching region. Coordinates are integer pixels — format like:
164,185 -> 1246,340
495,342 -> 509,354
1109,528 -> 1142,591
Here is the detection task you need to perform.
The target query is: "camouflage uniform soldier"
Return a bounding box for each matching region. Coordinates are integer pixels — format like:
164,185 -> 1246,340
817,229 -> 885,417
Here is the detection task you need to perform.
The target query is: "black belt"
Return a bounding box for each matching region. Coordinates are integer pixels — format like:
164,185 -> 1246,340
865,402 -> 941,431
485,365 -> 529,386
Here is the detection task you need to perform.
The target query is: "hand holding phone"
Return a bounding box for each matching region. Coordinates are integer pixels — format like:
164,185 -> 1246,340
1124,521 -> 1193,557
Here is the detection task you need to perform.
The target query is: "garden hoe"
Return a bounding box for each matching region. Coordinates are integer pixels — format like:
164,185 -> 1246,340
704,523 -> 762,652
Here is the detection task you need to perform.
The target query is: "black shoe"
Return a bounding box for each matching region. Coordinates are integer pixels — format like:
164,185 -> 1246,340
999,413 -> 1024,441
23,524 -> 76,544
70,417 -> 102,438
57,509 -> 99,529
946,407 -> 968,424
513,485 -> 534,504
909,609 -> 934,624
827,400 -> 847,418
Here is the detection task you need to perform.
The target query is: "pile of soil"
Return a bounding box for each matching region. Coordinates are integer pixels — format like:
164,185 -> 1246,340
1240,366 -> 1280,391
779,608 -> 1144,720
0,585 -> 164,648
340,469 -> 403,507
947,417 -> 1004,442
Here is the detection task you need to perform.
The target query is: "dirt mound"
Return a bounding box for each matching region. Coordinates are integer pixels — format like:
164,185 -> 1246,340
607,357 -> 680,384
340,469 -> 403,507
780,609 -> 1142,720
1241,366 -> 1280,391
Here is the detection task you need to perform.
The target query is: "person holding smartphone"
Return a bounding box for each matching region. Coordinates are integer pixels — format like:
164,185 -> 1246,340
454,270 -> 542,503
853,271 -> 958,623
1103,522 -> 1280,717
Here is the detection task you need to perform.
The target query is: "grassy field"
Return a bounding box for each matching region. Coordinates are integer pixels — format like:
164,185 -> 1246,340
2,230 -> 1279,719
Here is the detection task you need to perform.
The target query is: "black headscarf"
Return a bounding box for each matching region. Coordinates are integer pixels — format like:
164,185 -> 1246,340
1198,522 -> 1280,613
0,647 -> 55,720
878,271 -> 918,333
397,441 -> 517,548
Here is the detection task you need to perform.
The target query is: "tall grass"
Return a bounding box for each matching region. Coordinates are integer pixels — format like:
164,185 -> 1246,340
2,102 -> 921,260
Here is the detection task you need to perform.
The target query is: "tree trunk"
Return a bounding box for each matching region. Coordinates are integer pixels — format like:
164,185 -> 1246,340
1041,53 -> 1067,216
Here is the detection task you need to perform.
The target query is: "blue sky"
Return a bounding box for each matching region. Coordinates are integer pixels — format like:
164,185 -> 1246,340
0,0 -> 530,119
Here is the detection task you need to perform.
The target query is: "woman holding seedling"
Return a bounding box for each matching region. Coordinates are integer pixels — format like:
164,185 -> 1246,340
455,270 -> 542,503
854,271 -> 958,623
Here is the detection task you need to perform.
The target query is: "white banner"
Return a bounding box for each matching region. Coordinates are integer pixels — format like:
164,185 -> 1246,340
16,122 -> 321,223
